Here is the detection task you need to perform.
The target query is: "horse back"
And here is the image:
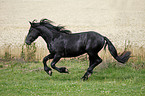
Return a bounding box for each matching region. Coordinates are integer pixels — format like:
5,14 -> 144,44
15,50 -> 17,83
62,31 -> 105,57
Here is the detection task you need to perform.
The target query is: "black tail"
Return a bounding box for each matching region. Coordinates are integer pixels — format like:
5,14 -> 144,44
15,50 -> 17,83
104,37 -> 131,63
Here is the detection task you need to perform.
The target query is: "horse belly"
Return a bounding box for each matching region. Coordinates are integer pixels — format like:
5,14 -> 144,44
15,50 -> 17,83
64,51 -> 86,57
64,46 -> 86,57
62,33 -> 88,57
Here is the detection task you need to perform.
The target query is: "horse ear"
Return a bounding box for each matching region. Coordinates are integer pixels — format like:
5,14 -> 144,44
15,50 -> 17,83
29,21 -> 32,25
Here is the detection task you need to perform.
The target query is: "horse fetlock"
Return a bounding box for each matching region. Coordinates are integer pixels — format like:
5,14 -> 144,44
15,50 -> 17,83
44,66 -> 51,71
87,69 -> 93,74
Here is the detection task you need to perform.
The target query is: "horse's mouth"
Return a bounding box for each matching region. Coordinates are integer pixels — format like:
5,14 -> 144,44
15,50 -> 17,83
25,41 -> 31,45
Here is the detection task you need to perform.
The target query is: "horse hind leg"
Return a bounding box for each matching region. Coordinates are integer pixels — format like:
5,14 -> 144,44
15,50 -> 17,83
82,53 -> 102,81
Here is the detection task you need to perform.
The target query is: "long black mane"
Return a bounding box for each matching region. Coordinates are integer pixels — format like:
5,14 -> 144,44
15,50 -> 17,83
39,19 -> 72,34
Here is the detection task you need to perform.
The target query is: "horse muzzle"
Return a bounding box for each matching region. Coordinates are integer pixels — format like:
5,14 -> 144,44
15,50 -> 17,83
25,40 -> 31,45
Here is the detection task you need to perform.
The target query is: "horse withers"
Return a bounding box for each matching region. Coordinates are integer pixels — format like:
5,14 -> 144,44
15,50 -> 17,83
25,19 -> 131,80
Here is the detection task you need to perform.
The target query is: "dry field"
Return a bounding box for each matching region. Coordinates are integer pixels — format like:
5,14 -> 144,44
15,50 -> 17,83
0,0 -> 145,59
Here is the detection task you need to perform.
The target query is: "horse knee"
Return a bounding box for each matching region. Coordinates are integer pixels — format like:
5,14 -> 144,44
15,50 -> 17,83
43,56 -> 48,64
51,63 -> 55,69
43,54 -> 54,64
43,56 -> 47,61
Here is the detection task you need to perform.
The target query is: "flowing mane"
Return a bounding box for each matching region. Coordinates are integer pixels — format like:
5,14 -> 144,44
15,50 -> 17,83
40,19 -> 72,34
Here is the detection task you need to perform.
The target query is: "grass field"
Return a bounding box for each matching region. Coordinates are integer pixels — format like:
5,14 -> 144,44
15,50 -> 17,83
0,58 -> 145,96
0,0 -> 145,59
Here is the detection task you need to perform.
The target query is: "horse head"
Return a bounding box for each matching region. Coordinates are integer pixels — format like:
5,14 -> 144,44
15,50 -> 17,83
25,20 -> 41,45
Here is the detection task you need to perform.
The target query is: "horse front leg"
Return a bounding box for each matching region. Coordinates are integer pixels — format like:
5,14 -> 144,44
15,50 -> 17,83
51,54 -> 69,74
43,54 -> 54,76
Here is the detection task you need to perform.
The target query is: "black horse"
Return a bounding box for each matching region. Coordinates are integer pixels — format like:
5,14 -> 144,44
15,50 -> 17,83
25,19 -> 131,80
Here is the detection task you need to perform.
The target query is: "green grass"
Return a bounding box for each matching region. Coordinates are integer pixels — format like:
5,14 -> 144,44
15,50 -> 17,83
0,59 -> 145,96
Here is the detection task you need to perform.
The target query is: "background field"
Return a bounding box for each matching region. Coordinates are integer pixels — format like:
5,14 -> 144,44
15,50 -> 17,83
0,0 -> 145,60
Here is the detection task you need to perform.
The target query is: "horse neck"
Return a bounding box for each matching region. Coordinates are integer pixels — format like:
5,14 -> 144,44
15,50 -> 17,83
39,26 -> 60,44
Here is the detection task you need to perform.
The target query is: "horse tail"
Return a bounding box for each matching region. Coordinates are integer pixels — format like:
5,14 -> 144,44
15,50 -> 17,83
104,37 -> 131,63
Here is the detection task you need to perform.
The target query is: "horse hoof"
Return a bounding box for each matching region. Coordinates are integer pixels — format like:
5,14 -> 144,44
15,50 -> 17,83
82,77 -> 88,81
65,68 -> 69,74
48,70 -> 52,76
81,76 -> 88,81
59,67 -> 69,73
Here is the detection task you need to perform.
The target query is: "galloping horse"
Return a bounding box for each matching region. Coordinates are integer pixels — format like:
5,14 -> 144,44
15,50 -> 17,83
25,19 -> 131,80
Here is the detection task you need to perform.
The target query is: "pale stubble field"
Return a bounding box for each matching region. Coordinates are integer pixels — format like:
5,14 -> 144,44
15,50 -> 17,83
0,0 -> 145,60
